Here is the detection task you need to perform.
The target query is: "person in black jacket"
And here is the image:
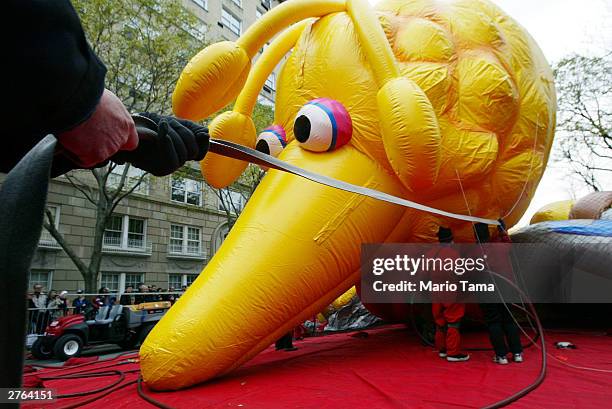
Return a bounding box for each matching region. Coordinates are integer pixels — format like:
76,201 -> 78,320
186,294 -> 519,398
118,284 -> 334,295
473,223 -> 524,365
5,0 -> 210,177
2,0 -> 212,391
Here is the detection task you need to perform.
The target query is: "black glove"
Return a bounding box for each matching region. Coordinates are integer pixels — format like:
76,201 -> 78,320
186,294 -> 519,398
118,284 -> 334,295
112,113 -> 209,176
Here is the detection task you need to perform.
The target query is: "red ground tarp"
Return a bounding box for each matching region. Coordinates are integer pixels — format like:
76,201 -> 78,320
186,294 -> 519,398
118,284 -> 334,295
24,325 -> 612,408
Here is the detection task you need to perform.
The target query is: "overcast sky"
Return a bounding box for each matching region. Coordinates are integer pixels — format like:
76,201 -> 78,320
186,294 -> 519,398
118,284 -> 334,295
369,0 -> 612,225
489,0 -> 611,225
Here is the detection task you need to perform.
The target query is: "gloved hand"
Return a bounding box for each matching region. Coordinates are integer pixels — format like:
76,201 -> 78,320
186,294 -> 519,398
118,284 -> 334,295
112,113 -> 209,176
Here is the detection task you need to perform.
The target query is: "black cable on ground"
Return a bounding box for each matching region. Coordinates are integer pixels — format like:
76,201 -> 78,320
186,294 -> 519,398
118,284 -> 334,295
56,378 -> 138,409
137,375 -> 177,409
480,271 -> 547,409
40,370 -> 126,398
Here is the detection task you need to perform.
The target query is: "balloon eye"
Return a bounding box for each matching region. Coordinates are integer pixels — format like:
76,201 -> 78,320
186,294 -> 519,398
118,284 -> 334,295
255,125 -> 287,157
293,98 -> 352,152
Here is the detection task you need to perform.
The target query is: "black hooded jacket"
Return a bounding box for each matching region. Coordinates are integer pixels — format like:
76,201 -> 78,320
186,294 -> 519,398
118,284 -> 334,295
3,0 -> 106,172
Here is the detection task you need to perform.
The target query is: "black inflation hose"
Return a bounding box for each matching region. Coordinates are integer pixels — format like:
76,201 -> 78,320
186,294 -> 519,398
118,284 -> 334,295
137,375 -> 177,409
0,136 -> 56,397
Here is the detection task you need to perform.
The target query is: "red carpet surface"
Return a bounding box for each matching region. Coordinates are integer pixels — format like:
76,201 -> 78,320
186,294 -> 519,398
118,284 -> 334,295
24,325 -> 612,408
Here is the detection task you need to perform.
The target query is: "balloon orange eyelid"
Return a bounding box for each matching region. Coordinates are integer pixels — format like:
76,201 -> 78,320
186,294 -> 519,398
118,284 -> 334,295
293,98 -> 353,153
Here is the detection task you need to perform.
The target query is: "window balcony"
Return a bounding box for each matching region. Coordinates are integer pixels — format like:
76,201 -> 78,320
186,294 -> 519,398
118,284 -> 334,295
102,236 -> 152,256
38,230 -> 62,250
167,244 -> 206,260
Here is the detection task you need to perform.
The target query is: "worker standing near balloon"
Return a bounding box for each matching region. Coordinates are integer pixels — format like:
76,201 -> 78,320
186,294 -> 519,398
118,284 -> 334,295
473,223 -> 524,365
430,227 -> 470,362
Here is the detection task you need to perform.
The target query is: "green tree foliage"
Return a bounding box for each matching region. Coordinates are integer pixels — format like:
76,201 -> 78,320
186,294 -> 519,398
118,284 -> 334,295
252,102 -> 276,134
73,0 -> 205,114
554,53 -> 612,191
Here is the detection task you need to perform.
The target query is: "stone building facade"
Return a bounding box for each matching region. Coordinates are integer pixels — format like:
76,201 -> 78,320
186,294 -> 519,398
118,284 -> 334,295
183,0 -> 280,106
30,169 -> 241,292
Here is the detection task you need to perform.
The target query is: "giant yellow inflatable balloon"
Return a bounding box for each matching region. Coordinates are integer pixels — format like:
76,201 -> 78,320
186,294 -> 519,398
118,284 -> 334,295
530,200 -> 574,224
141,0 -> 556,390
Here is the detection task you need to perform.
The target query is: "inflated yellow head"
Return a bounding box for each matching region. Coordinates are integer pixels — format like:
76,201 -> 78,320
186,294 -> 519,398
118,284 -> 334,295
142,0 -> 556,390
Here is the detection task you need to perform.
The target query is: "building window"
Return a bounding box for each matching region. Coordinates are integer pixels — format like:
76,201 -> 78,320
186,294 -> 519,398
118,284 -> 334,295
103,215 -> 147,250
108,164 -> 149,195
168,273 -> 198,288
264,72 -> 276,92
100,273 -> 145,293
231,0 -> 242,8
101,273 -> 120,292
192,0 -> 208,10
125,273 -> 143,289
171,177 -> 202,206
127,218 -> 145,248
218,189 -> 246,213
212,222 -> 230,254
169,224 -> 203,256
221,8 -> 242,36
104,215 -> 123,247
168,274 -> 182,289
29,270 -> 52,290
261,0 -> 271,11
186,274 -> 198,286
256,8 -> 263,19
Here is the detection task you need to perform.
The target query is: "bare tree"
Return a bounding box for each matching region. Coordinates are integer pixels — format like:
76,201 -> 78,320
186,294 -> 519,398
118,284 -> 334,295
213,165 -> 266,230
43,0 -> 206,291
44,165 -> 147,291
554,52 -> 612,191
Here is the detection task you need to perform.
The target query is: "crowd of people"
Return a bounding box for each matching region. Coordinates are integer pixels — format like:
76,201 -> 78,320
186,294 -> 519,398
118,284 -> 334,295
27,283 -> 188,334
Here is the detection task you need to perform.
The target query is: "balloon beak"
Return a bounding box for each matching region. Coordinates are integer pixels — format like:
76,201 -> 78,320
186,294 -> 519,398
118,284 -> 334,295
140,143 -> 406,390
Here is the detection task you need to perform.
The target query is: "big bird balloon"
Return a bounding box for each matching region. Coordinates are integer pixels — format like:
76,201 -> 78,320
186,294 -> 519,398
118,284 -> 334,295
141,0 -> 556,390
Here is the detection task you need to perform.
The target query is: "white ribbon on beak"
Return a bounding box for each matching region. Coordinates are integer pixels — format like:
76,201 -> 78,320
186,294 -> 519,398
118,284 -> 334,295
208,138 -> 501,226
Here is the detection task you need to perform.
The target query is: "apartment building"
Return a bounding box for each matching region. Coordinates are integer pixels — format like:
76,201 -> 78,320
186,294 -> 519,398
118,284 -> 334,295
183,0 -> 281,106
17,0 -> 283,293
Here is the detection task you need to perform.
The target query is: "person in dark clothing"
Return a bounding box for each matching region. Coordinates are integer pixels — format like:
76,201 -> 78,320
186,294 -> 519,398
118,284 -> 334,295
473,223 -> 524,364
3,0 -> 211,391
275,331 -> 298,352
4,0 -> 210,178
120,286 -> 136,305
163,287 -> 177,304
93,287 -> 111,310
135,284 -> 156,304
72,290 -> 90,314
